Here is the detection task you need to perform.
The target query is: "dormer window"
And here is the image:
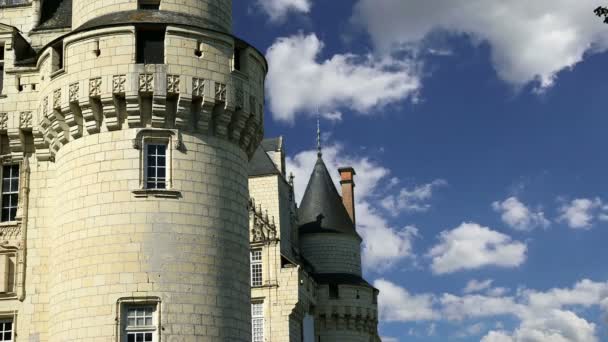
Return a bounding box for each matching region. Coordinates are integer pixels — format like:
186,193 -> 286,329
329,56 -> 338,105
139,0 -> 160,10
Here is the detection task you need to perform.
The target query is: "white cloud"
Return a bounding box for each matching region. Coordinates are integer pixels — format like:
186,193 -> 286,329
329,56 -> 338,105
464,279 -> 494,294
381,179 -> 447,215
427,223 -> 527,274
375,279 -> 438,322
322,110 -> 343,122
266,33 -> 420,122
492,197 -> 550,231
286,143 -> 422,271
353,0 -> 608,90
481,331 -> 514,342
256,0 -> 311,21
558,198 -> 603,229
372,277 -> 608,341
483,310 -> 598,342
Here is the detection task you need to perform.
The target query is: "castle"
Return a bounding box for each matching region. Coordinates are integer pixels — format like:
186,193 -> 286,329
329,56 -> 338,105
0,0 -> 380,341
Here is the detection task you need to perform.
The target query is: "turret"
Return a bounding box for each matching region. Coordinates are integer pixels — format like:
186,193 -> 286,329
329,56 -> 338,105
297,126 -> 380,342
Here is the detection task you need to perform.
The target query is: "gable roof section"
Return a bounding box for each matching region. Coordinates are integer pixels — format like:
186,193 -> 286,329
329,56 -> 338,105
248,145 -> 281,177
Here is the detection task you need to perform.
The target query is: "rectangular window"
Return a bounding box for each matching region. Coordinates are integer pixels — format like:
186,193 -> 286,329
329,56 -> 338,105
145,144 -> 166,189
1,165 -> 19,222
329,284 -> 339,299
251,302 -> 264,342
0,320 -> 12,342
136,29 -> 165,64
250,249 -> 262,287
139,0 -> 160,10
124,306 -> 155,342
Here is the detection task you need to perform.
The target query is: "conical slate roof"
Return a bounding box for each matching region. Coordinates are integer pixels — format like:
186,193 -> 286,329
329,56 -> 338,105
298,156 -> 360,239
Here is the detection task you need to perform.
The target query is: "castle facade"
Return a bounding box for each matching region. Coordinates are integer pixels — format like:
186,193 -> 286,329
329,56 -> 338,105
0,0 -> 379,341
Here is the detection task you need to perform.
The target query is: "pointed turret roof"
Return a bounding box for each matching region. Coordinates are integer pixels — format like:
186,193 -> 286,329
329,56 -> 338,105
298,155 -> 360,239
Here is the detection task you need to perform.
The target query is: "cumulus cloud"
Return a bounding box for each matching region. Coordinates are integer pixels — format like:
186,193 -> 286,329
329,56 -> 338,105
375,278 -> 608,341
483,310 -> 598,342
381,179 -> 447,215
375,279 -> 438,321
558,198 -> 604,229
427,223 -> 527,274
266,33 -> 420,122
286,143 -> 424,271
492,197 -> 550,231
353,0 -> 608,90
256,0 -> 311,21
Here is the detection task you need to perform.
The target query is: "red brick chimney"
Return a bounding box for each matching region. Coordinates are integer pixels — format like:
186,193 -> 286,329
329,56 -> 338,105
338,167 -> 356,225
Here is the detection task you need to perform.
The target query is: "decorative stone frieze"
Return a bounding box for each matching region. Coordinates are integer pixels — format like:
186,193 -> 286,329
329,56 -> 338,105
69,82 -> 79,103
0,113 -> 7,130
193,77 -> 205,98
167,74 -> 179,94
89,77 -> 102,97
53,89 -> 61,109
112,75 -> 126,94
19,112 -> 32,128
139,74 -> 154,93
249,198 -> 278,243
215,82 -> 227,102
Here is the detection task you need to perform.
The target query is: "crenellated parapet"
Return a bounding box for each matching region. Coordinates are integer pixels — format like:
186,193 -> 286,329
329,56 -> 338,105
0,19 -> 267,162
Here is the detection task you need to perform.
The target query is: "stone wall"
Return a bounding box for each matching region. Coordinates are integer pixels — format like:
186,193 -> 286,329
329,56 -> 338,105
48,129 -> 252,341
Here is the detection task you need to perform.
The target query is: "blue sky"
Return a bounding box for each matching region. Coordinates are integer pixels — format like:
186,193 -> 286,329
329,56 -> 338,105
233,1 -> 608,341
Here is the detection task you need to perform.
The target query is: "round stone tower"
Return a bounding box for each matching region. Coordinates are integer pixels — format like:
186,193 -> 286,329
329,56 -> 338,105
298,153 -> 380,342
35,1 -> 266,341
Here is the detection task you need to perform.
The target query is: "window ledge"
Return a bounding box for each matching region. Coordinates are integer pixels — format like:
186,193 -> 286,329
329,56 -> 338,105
0,221 -> 18,228
132,189 -> 181,199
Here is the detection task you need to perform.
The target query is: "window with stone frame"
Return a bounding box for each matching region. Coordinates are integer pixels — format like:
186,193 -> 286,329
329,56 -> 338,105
250,249 -> 263,287
144,143 -> 167,190
0,319 -> 12,342
123,305 -> 157,342
251,302 -> 264,342
0,164 -> 19,222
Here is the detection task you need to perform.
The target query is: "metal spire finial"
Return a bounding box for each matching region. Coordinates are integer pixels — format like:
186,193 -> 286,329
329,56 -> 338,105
317,117 -> 322,158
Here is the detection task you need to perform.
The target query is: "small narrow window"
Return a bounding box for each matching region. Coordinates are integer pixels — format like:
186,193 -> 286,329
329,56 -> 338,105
139,0 -> 160,10
250,249 -> 263,287
136,28 -> 165,64
52,42 -> 64,71
124,306 -> 156,342
234,48 -> 241,71
329,284 -> 339,299
145,144 -> 166,189
0,319 -> 12,342
0,44 -> 4,94
251,302 -> 264,342
1,165 -> 19,222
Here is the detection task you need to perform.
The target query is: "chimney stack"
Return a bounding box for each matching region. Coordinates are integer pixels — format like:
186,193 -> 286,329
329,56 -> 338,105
338,167 -> 356,225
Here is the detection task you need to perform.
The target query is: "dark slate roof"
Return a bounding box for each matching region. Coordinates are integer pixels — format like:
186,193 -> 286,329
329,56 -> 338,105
248,145 -> 281,177
313,273 -> 376,290
298,156 -> 360,238
35,0 -> 72,31
261,136 -> 282,152
75,9 -> 226,32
